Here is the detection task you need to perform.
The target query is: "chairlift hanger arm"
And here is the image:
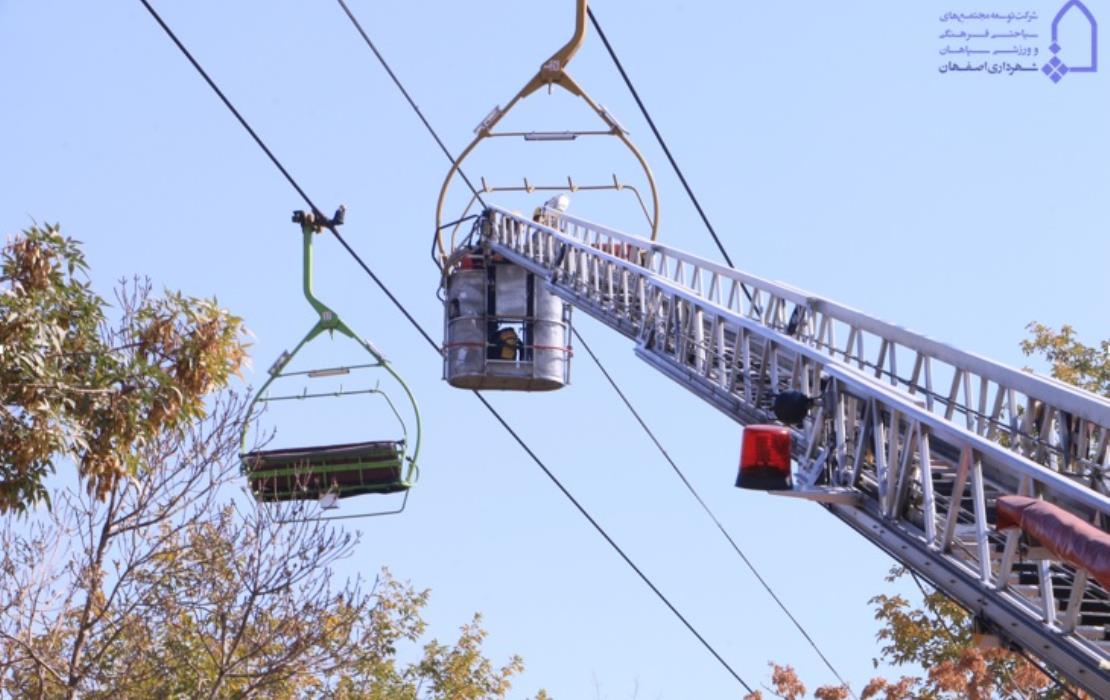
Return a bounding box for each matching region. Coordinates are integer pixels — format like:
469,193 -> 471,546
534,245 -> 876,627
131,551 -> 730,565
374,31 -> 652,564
293,207 -> 360,340
520,0 -> 589,98
434,0 -> 660,263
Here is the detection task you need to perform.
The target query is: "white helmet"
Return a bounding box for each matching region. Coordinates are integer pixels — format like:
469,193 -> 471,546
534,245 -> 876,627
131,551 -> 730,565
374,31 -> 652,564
544,194 -> 571,213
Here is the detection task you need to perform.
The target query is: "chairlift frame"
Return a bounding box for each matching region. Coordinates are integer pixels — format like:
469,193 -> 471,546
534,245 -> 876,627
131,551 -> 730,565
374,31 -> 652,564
433,0 -> 660,265
441,174 -> 654,254
240,209 -> 422,521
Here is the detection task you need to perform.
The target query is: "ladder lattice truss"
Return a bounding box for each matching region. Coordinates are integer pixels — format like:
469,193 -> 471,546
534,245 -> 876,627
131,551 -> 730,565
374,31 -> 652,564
483,205 -> 1110,694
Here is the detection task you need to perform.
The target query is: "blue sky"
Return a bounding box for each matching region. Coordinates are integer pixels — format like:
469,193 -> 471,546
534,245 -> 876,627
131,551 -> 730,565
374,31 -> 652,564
3,1 -> 1108,697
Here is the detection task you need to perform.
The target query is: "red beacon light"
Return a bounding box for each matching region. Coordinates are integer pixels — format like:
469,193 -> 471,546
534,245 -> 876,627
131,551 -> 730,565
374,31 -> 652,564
736,425 -> 793,491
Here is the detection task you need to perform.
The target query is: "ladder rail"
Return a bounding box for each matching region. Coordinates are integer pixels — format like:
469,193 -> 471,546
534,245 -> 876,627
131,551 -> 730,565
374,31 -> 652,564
482,205 -> 1110,694
551,208 -> 1110,429
504,206 -> 1110,490
490,207 -> 1108,513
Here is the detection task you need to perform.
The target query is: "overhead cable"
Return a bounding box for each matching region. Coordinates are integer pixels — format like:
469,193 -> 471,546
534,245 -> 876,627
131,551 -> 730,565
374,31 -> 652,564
586,6 -> 755,309
574,327 -> 854,695
333,1 -> 848,692
136,0 -> 752,691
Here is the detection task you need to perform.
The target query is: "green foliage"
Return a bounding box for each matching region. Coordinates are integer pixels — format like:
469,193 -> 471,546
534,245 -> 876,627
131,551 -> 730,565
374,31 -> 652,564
330,597 -> 526,700
0,383 -> 533,699
0,226 -> 539,698
865,567 -> 1051,699
412,614 -> 524,700
742,663 -> 849,700
1022,322 -> 1110,398
869,568 -> 971,670
0,224 -> 246,511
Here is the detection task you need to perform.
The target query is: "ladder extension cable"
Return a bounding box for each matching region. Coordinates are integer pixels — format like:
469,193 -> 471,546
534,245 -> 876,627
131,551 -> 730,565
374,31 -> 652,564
136,0 -> 751,691
330,1 -> 846,689
574,328 -> 855,696
586,7 -> 756,309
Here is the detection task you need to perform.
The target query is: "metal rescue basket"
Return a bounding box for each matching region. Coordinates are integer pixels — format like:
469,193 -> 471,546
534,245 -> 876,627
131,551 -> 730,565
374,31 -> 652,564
442,211 -> 572,390
434,0 -> 659,392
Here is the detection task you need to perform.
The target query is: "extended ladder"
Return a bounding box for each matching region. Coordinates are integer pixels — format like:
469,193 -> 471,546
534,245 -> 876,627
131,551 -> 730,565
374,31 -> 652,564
481,204 -> 1110,695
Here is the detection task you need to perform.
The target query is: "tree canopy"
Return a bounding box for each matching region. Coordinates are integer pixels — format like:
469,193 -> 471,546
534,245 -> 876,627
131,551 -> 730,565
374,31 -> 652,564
1,224 -> 246,511
0,225 -> 540,699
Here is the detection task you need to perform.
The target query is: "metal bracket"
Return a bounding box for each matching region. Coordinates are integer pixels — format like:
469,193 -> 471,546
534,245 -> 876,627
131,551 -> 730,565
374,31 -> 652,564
768,486 -> 863,505
292,205 -> 346,233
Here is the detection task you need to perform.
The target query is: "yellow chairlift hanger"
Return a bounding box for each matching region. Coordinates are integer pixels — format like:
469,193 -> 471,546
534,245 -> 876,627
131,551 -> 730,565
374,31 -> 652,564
437,0 -> 662,393
434,0 -> 660,265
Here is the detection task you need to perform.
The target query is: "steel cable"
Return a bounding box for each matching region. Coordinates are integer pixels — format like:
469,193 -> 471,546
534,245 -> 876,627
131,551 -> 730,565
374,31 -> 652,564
136,0 -> 753,691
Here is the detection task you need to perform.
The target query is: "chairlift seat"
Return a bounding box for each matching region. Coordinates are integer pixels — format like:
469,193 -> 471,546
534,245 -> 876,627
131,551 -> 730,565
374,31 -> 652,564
242,439 -> 408,502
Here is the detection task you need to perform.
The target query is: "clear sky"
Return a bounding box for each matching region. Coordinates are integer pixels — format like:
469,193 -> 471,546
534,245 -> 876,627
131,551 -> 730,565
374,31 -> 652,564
2,1 -> 1108,697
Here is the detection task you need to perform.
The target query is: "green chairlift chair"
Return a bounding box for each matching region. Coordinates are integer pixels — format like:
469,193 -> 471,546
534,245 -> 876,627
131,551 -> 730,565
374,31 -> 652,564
240,208 -> 421,518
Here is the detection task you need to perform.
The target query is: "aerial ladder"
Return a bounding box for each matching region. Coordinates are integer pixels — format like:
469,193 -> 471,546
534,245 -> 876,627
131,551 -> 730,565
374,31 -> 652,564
476,205 -> 1110,694
434,0 -> 1110,694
